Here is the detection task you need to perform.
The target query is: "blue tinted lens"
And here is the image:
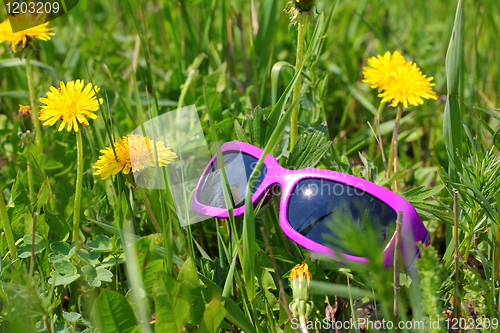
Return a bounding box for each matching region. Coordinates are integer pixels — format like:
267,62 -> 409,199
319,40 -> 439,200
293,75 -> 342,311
287,178 -> 397,254
197,151 -> 267,209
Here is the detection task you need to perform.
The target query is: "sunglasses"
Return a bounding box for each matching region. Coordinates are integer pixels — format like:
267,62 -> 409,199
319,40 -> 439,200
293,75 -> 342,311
191,141 -> 429,269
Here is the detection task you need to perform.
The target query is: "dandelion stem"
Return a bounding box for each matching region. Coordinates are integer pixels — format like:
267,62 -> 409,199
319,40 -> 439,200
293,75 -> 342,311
0,184 -> 17,260
73,130 -> 84,250
387,105 -> 403,178
298,314 -> 309,333
290,14 -> 307,149
26,52 -> 43,151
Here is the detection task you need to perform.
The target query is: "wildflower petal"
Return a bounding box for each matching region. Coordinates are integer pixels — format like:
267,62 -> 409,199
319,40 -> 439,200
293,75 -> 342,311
92,134 -> 178,180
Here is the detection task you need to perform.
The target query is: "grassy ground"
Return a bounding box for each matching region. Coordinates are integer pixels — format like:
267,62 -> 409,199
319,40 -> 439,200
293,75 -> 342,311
1,0 -> 500,332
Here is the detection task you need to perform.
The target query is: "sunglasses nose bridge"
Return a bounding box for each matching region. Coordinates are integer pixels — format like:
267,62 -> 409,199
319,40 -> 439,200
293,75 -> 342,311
264,163 -> 294,186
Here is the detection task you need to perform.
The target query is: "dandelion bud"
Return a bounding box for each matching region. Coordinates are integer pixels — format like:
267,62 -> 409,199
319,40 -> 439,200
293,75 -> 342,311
285,0 -> 315,25
18,104 -> 31,118
291,263 -> 311,302
17,104 -> 35,147
289,263 -> 313,321
294,0 -> 314,13
17,104 -> 33,132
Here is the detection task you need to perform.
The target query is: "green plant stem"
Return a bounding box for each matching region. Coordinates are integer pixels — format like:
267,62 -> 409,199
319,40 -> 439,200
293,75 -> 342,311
387,104 -> 403,177
298,314 -> 309,333
453,189 -> 460,320
44,317 -> 53,333
26,52 -> 43,151
494,224 -> 500,281
0,185 -> 17,260
27,149 -> 35,204
73,130 -> 84,250
29,212 -> 38,276
368,102 -> 386,159
177,74 -> 193,110
290,14 -> 307,149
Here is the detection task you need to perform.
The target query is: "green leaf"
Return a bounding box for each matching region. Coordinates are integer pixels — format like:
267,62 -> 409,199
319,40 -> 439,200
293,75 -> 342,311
45,211 -> 71,239
92,289 -> 139,333
18,234 -> 46,258
63,312 -> 81,324
246,107 -> 267,148
178,257 -> 199,284
179,281 -> 205,326
49,241 -> 75,263
36,178 -> 55,212
443,0 -> 464,181
0,58 -> 58,79
50,241 -> 71,255
49,260 -> 80,286
7,177 -> 30,236
0,90 -> 28,98
38,154 -> 64,171
196,275 -> 257,333
222,296 -> 257,333
271,61 -> 293,107
82,265 -> 113,287
401,185 -> 446,202
87,235 -> 113,252
9,174 -> 30,206
77,249 -> 101,266
457,172 -> 496,220
195,299 -> 227,333
254,288 -> 279,314
65,189 -> 92,224
153,270 -> 190,333
203,62 -> 227,94
286,122 -> 331,169
234,120 -> 250,144
374,168 -> 408,187
135,235 -> 164,294
54,178 -> 74,216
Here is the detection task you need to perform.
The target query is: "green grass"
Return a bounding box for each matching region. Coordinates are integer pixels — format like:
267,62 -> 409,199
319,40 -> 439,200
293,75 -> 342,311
1,0 -> 500,332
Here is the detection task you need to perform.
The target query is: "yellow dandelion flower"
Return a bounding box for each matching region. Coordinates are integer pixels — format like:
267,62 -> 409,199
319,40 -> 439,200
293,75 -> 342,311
0,14 -> 55,52
38,80 -> 103,132
93,134 -> 178,180
378,62 -> 437,108
362,51 -> 407,92
18,104 -> 31,117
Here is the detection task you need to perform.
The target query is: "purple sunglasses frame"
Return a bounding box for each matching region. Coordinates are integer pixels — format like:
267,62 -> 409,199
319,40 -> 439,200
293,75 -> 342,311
191,141 -> 429,268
